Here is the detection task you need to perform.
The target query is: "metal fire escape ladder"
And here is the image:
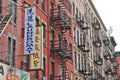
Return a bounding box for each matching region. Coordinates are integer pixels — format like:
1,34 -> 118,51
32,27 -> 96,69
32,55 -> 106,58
57,1 -> 71,80
60,59 -> 69,80
0,14 -> 13,36
50,0 -> 72,80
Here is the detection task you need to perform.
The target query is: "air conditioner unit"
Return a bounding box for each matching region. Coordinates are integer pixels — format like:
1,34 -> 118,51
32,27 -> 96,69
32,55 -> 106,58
43,77 -> 47,80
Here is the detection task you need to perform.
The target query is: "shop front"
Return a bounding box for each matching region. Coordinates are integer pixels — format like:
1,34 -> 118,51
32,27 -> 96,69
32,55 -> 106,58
0,62 -> 30,80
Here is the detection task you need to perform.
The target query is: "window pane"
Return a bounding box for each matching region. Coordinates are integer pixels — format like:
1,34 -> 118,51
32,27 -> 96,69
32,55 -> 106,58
34,71 -> 39,79
35,0 -> 39,4
42,24 -> 46,38
0,0 -> 2,13
42,0 -> 45,11
43,58 -> 46,76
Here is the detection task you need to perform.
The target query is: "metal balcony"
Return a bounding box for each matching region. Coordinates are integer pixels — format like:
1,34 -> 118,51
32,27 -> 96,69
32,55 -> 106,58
111,69 -> 117,76
93,36 -> 102,47
75,16 -> 89,30
78,62 -> 86,73
92,19 -> 101,30
104,51 -> 111,60
50,1 -> 71,34
83,62 -> 92,75
83,69 -> 92,75
103,38 -> 109,45
110,54 -> 116,62
94,54 -> 103,65
91,70 -> 105,80
50,38 -> 72,60
78,37 -> 85,50
104,67 -> 112,75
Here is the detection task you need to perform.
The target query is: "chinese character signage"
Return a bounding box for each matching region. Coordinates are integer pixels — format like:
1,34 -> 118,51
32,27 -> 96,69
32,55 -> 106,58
0,62 -> 30,80
24,7 -> 36,55
30,27 -> 43,70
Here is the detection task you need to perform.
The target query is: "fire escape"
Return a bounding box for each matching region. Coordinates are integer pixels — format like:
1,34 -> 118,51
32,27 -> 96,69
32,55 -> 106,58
50,0 -> 72,80
77,33 -> 90,53
91,69 -> 105,80
0,9 -> 13,36
92,18 -> 102,47
0,1 -> 13,63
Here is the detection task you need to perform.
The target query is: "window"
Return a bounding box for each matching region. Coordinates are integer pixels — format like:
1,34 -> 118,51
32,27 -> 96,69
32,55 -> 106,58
8,37 -> 16,66
51,29 -> 55,41
9,0 -> 17,24
58,33 -> 62,49
42,23 -> 46,44
8,37 -> 11,62
70,43 -> 72,54
77,30 -> 79,45
34,0 -> 39,4
50,62 -> 54,80
42,0 -> 45,11
36,18 -> 39,26
34,71 -> 39,79
23,55 -> 29,71
79,12 -> 81,19
0,0 -> 2,13
74,52 -> 77,69
70,72 -> 73,80
50,0 -> 54,15
43,58 -> 46,76
76,8 -> 78,18
50,28 -> 55,51
51,62 -> 55,75
80,57 -> 83,70
59,65 -> 62,80
78,54 -> 80,70
74,27 -> 76,44
72,3 -> 75,15
12,39 -> 16,65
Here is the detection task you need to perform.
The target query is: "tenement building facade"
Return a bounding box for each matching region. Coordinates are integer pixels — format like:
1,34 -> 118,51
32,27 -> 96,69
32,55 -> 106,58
0,0 -> 119,80
72,0 -> 118,80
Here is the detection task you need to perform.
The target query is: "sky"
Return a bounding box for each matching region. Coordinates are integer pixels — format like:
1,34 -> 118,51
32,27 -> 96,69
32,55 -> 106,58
92,0 -> 120,51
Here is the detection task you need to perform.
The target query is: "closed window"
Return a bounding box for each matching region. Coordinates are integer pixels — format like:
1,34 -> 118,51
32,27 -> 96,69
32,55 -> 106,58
72,3 -> 75,15
50,62 -> 54,80
74,27 -> 76,44
36,18 -> 39,26
9,0 -> 17,25
34,0 -> 39,4
75,52 -> 77,69
77,30 -> 79,45
76,8 -> 78,17
8,37 -> 16,66
43,57 -> 46,76
34,71 -> 39,79
42,0 -> 45,11
42,23 -> 46,44
78,54 -> 80,70
0,0 -> 2,13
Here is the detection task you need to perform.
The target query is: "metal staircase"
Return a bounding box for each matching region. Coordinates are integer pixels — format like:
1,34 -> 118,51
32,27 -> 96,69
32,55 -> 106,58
50,0 -> 72,80
60,59 -> 69,80
0,14 -> 12,36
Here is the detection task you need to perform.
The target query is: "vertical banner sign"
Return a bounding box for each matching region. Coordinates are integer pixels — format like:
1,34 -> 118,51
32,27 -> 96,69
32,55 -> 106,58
30,27 -> 43,70
24,7 -> 36,55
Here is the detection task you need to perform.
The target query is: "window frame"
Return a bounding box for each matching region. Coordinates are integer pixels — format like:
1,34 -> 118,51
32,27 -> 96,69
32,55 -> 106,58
42,0 -> 46,12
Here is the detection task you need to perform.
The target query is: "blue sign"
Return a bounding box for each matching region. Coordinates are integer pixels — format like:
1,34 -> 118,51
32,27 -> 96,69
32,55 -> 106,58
24,7 -> 36,55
